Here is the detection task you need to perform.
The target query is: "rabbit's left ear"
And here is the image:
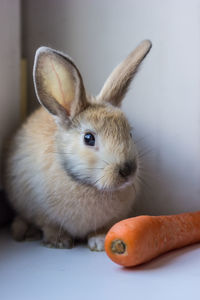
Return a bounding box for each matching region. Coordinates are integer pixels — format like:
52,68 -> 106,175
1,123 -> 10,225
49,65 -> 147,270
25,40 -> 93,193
33,47 -> 88,120
97,40 -> 152,107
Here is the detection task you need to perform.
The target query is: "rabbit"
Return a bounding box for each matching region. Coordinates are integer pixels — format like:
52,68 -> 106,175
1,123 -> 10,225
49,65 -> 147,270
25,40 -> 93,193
4,40 -> 152,251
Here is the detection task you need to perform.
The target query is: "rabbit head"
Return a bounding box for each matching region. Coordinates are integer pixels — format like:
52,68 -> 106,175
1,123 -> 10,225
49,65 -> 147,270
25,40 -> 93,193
33,40 -> 151,191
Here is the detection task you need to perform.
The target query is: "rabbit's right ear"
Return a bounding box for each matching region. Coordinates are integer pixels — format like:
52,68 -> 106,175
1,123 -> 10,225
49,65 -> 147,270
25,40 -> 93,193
33,47 -> 88,120
97,40 -> 152,107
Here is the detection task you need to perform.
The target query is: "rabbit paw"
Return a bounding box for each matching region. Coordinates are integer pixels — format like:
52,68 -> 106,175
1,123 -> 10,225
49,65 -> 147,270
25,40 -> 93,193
11,216 -> 42,241
42,225 -> 73,249
88,234 -> 106,251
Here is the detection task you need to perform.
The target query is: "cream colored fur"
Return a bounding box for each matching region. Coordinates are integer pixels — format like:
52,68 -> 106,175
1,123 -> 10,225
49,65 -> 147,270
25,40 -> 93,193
4,40 -> 151,251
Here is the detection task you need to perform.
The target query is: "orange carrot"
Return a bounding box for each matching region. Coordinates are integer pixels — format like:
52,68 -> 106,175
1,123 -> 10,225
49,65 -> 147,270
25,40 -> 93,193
105,211 -> 200,267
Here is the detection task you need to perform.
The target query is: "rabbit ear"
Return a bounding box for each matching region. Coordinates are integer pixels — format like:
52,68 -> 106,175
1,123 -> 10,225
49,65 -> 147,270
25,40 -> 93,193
33,47 -> 88,120
97,40 -> 152,106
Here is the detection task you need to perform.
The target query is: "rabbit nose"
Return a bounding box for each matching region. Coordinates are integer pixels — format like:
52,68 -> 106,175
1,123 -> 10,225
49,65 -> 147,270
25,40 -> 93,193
119,161 -> 137,178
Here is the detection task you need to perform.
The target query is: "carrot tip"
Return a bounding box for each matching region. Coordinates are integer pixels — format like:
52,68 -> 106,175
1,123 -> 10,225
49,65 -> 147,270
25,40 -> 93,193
111,239 -> 126,254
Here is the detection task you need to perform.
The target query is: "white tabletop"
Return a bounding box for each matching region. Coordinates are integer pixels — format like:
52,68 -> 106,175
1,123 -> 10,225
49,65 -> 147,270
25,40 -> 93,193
1,229 -> 200,300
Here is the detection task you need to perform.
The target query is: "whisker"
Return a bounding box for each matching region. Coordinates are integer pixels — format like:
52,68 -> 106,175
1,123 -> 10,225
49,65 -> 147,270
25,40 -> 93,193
52,151 -> 73,155
84,167 -> 104,170
137,174 -> 151,191
137,149 -> 153,159
137,166 -> 153,175
134,136 -> 146,145
102,159 -> 110,166
131,182 -> 137,197
93,175 -> 105,186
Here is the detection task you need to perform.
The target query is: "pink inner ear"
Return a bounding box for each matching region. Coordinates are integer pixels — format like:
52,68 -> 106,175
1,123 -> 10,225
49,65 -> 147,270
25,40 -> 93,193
49,57 -> 70,115
47,58 -> 70,116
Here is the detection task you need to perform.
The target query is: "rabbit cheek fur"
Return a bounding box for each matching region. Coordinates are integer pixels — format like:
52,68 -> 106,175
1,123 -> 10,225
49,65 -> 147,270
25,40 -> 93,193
4,40 -> 152,250
56,104 -> 137,191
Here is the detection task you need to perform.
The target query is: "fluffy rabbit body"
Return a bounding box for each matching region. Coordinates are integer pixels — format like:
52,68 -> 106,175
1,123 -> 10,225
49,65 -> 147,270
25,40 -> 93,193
4,40 -> 151,250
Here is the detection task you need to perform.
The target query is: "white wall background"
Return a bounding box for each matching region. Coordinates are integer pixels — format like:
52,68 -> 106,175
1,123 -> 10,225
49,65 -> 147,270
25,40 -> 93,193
22,0 -> 200,215
0,0 -> 20,187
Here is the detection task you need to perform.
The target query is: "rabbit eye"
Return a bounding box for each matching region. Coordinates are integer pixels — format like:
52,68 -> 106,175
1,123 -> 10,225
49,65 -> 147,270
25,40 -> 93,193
84,132 -> 95,146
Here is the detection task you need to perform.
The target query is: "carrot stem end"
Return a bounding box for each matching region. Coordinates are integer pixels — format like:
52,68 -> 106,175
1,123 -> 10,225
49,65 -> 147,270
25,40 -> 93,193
111,239 -> 126,254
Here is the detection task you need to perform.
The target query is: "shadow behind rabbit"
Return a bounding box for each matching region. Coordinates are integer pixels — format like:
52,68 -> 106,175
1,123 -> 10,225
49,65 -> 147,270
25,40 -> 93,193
4,40 -> 152,251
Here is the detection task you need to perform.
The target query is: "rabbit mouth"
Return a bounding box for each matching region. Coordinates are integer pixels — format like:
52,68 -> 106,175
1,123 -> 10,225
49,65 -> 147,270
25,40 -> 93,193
99,173 -> 137,191
93,160 -> 138,191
